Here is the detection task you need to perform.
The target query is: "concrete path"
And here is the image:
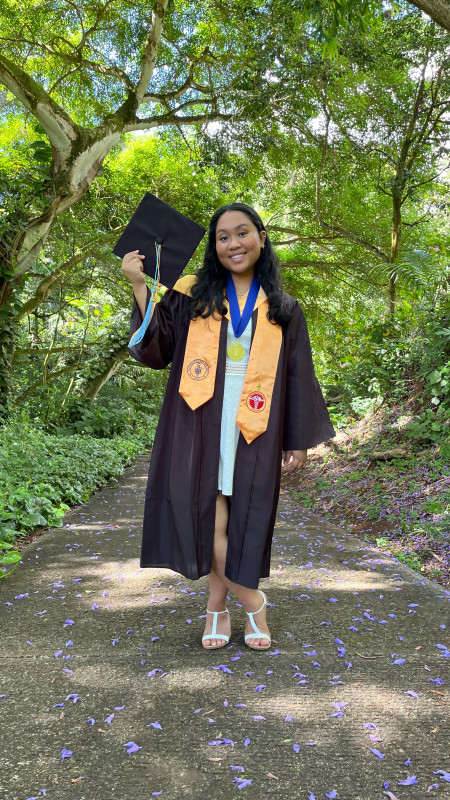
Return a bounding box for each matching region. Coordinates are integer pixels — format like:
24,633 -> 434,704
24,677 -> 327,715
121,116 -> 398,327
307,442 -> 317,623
0,454 -> 449,800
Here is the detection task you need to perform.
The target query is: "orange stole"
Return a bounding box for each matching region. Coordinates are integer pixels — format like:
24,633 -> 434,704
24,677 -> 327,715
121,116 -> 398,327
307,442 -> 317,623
176,277 -> 282,444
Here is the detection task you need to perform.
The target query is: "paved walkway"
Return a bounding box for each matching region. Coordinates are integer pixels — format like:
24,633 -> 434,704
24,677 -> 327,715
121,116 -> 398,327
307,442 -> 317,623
0,455 -> 449,800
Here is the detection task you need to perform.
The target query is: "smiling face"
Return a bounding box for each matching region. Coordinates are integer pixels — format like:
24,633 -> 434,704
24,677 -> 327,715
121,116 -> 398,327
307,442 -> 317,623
215,210 -> 266,280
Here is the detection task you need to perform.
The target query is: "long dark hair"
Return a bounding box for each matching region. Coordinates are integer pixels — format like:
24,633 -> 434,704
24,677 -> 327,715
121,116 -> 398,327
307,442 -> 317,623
190,203 -> 293,326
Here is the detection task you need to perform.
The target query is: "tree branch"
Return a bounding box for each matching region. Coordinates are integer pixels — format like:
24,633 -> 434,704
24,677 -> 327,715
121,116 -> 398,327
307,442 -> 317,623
134,0 -> 170,106
0,53 -> 78,158
124,109 -> 233,132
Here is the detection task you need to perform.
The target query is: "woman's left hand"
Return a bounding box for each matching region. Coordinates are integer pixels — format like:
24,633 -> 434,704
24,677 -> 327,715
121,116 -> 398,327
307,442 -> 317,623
283,449 -> 307,474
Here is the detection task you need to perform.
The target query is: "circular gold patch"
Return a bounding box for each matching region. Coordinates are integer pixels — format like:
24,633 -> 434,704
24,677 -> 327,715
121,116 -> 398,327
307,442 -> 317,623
227,342 -> 246,362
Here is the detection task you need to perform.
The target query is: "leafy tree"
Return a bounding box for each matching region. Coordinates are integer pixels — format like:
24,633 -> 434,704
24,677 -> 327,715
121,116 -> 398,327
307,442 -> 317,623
1,0 -> 307,414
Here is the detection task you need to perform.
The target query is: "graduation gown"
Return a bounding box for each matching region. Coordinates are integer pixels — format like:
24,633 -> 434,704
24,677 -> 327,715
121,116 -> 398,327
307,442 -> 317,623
129,284 -> 335,590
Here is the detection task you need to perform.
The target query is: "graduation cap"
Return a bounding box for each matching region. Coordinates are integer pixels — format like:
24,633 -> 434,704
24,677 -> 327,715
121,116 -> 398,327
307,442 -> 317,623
113,192 -> 206,347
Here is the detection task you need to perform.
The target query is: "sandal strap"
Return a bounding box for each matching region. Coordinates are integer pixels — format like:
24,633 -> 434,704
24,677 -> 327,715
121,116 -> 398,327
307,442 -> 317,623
203,608 -> 229,642
205,608 -> 229,615
245,591 -> 268,638
244,631 -> 271,643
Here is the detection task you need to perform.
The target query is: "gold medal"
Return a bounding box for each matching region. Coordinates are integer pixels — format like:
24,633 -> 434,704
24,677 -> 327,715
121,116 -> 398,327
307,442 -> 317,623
227,342 -> 246,361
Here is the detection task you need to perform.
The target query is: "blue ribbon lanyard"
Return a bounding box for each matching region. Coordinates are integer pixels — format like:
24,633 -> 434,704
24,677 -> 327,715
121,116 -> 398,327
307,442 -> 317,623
227,273 -> 260,338
129,242 -> 161,347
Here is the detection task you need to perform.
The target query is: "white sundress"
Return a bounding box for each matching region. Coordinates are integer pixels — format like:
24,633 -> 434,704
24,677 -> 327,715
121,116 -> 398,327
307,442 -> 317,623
217,320 -> 252,496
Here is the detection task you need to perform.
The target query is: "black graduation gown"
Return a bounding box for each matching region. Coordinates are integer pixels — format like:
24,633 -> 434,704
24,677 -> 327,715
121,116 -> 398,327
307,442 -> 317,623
129,286 -> 335,590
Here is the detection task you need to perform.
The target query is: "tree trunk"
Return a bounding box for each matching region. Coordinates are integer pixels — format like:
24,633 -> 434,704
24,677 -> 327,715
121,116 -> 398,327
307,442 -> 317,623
389,192 -> 403,315
410,0 -> 450,32
82,344 -> 130,402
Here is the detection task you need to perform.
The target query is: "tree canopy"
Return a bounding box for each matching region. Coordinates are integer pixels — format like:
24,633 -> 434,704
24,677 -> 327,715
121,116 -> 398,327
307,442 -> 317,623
0,0 -> 448,425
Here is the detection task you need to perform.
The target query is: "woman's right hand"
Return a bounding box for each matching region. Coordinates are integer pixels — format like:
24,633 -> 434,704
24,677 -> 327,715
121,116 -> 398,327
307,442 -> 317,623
121,250 -> 146,288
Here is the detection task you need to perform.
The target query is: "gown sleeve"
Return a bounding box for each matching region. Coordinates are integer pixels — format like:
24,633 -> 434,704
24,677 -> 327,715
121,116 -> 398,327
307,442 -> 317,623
128,287 -> 189,369
283,301 -> 336,451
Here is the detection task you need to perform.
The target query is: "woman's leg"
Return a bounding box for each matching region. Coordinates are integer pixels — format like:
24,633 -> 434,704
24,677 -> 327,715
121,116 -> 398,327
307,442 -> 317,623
202,493 -> 231,647
203,493 -> 270,648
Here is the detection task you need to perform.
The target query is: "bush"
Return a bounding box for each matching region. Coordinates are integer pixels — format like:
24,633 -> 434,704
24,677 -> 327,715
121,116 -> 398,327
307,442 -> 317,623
0,419 -> 157,573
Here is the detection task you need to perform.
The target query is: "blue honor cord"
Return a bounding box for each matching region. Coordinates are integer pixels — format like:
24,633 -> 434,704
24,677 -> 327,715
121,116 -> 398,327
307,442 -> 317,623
227,273 -> 260,338
129,243 -> 161,347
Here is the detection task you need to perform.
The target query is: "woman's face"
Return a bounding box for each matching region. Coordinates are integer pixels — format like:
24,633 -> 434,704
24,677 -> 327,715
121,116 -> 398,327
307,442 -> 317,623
215,210 -> 266,279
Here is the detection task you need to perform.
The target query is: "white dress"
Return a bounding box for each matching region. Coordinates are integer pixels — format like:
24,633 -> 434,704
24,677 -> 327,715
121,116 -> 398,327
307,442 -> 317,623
217,321 -> 252,496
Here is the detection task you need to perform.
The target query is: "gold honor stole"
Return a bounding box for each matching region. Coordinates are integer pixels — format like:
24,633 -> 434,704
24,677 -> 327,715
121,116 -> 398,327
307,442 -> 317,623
176,275 -> 282,444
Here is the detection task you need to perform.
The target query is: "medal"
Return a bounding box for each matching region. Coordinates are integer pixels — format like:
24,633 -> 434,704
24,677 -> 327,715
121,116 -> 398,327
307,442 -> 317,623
227,342 -> 246,361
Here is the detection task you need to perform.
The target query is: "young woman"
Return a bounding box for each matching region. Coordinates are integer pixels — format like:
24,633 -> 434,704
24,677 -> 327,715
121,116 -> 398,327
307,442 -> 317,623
122,203 -> 335,650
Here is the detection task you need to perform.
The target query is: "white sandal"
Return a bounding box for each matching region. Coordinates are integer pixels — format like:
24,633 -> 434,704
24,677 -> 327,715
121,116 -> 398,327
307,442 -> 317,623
202,608 -> 230,649
244,590 -> 271,650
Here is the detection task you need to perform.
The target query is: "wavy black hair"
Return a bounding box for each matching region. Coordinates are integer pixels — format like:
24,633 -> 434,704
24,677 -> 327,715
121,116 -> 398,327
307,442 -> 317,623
189,202 -> 293,326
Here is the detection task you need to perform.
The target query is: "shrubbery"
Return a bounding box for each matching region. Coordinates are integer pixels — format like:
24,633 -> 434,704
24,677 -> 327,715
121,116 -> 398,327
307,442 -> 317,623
325,299 -> 450,450
0,414 -> 157,574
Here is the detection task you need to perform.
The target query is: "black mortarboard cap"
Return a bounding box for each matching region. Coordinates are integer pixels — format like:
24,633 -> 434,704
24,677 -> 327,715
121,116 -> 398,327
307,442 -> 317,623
113,192 -> 206,287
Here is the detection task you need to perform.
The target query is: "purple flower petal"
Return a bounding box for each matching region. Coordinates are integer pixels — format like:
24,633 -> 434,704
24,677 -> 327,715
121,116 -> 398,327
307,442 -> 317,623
123,741 -> 141,754
61,748 -> 72,760
211,664 -> 233,674
230,765 -> 244,771
234,777 -> 252,789
326,792 -> 337,799
293,744 -> 300,753
255,685 -> 266,691
398,776 -> 418,786
243,738 -> 250,747
370,748 -> 385,759
65,693 -> 80,704
148,721 -> 162,730
105,714 -> 114,724
404,691 -> 419,698
434,770 -> 450,782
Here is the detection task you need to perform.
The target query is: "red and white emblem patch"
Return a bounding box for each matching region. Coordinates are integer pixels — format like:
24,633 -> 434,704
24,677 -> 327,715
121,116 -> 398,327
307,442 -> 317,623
246,391 -> 266,413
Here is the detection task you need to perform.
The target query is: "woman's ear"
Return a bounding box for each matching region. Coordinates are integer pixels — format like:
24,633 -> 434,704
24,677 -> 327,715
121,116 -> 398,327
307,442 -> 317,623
260,231 -> 266,249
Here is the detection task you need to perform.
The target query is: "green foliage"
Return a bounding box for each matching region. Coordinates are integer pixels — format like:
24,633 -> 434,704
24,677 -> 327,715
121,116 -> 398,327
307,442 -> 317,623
0,419 -> 154,564
0,540 -> 21,577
